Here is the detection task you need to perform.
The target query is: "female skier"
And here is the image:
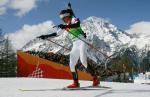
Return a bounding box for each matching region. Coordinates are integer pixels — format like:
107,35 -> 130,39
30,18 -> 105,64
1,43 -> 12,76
38,3 -> 100,88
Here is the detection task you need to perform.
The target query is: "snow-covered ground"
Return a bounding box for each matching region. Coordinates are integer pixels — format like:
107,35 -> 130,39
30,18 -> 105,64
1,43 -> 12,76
134,72 -> 150,84
0,78 -> 150,97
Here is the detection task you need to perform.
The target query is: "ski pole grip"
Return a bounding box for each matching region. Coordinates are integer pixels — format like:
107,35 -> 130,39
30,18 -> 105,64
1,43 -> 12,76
68,2 -> 71,8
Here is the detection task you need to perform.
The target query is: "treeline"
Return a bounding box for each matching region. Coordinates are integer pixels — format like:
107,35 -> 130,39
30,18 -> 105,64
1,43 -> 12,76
141,51 -> 150,72
0,29 -> 17,77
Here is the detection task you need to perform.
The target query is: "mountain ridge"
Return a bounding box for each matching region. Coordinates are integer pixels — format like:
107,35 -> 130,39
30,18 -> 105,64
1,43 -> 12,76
21,16 -> 150,64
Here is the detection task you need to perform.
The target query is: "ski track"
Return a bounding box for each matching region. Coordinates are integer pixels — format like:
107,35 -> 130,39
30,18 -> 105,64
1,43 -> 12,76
0,78 -> 150,97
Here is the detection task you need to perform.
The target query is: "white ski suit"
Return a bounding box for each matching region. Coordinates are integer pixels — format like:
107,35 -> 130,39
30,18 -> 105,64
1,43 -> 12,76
57,17 -> 88,72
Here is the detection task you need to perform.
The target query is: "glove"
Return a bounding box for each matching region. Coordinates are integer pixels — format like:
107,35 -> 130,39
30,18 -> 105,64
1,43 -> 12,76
37,33 -> 57,40
58,24 -> 68,29
68,3 -> 71,8
83,33 -> 87,38
37,35 -> 48,40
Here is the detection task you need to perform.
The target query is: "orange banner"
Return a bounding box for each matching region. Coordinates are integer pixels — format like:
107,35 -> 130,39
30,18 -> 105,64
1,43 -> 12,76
17,51 -> 92,80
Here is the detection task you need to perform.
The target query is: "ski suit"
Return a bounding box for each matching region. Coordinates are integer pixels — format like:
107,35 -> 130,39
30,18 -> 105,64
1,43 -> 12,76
57,17 -> 87,72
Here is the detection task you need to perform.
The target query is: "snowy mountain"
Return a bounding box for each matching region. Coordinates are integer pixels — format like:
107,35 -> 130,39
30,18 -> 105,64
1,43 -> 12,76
22,16 -> 150,64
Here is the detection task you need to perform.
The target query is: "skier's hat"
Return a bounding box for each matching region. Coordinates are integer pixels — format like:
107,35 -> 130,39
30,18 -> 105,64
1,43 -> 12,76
59,9 -> 73,19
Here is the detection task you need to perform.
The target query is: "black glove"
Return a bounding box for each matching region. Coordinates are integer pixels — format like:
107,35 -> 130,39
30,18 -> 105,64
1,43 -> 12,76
37,33 -> 57,40
37,35 -> 48,39
83,32 -> 87,38
58,24 -> 68,29
68,3 -> 71,8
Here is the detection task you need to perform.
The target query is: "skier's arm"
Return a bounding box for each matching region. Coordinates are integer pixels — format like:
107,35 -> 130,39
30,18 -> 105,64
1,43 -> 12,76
37,28 -> 65,40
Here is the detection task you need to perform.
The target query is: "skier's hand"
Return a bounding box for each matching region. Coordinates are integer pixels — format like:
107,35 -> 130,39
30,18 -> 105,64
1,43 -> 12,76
68,3 -> 71,8
83,33 -> 87,38
58,24 -> 68,29
37,35 -> 48,40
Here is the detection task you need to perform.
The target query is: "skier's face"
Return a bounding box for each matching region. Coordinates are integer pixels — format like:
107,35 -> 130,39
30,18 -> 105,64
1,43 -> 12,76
63,16 -> 71,24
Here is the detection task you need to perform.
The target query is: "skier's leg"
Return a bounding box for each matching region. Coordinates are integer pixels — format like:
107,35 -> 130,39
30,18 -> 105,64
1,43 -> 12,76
80,40 -> 94,75
68,41 -> 80,88
80,41 -> 88,68
87,64 -> 100,86
87,63 -> 96,76
80,40 -> 100,86
75,65 -> 78,81
69,41 -> 80,72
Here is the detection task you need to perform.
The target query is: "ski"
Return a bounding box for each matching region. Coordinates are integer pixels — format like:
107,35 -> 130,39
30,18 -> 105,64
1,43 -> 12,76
63,85 -> 111,90
19,85 -> 111,91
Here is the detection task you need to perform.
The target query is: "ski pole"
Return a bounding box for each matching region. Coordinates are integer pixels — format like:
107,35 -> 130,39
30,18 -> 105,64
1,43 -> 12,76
46,38 -> 71,51
70,32 -> 111,60
53,25 -> 111,60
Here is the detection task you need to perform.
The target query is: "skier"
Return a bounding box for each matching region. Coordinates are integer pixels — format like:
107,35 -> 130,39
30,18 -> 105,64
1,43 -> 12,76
38,3 -> 100,88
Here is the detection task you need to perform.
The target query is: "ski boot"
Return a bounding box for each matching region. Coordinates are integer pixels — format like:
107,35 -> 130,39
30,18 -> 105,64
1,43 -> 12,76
67,80 -> 80,88
93,76 -> 100,87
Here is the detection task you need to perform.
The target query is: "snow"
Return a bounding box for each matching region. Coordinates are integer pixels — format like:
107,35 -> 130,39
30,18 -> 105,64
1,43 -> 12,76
0,78 -> 150,97
134,72 -> 150,84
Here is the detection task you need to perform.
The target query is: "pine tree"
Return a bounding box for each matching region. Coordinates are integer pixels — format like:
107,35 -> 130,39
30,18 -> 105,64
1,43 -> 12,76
0,29 -> 17,77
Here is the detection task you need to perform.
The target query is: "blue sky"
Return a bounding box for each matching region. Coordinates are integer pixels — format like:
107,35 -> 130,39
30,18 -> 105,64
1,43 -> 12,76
0,0 -> 150,33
